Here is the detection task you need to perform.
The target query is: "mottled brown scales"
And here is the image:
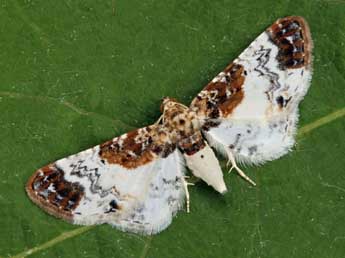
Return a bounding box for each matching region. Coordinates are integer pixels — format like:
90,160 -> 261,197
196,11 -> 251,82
224,63 -> 245,91
99,98 -> 210,168
160,97 -> 178,113
219,90 -> 244,116
191,63 -> 245,118
99,127 -> 157,169
178,132 -> 206,156
201,120 -> 221,131
205,81 -> 227,95
101,146 -> 155,168
122,131 -> 146,156
267,16 -> 312,69
26,165 -> 84,221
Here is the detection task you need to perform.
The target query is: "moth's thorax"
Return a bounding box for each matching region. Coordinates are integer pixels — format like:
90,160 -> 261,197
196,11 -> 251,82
161,98 -> 200,141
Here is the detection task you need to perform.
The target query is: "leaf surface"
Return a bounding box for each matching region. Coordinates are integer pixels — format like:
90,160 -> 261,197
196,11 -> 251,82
1,1 -> 345,257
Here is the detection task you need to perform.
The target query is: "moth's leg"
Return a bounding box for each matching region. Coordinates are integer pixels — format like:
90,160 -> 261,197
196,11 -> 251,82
181,176 -> 194,213
225,148 -> 256,186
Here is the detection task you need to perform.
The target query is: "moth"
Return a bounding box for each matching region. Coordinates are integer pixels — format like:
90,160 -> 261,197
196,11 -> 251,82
26,16 -> 313,235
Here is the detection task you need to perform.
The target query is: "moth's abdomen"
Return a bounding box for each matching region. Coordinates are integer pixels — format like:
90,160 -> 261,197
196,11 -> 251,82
179,132 -> 227,194
26,164 -> 85,222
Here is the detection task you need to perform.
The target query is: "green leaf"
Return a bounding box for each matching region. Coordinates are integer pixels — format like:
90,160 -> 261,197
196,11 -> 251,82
1,0 -> 345,258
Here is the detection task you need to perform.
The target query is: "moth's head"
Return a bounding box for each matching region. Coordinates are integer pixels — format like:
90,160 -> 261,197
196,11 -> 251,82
160,97 -> 178,112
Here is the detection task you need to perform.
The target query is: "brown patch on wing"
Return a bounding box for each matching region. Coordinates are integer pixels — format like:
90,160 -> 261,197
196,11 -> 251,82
99,128 -> 155,169
26,164 -> 84,222
191,63 -> 245,119
218,90 -> 244,116
218,63 -> 245,116
204,81 -> 227,95
267,16 -> 312,69
99,125 -> 176,169
224,63 -> 245,91
100,143 -> 155,169
179,132 -> 206,156
191,96 -> 220,119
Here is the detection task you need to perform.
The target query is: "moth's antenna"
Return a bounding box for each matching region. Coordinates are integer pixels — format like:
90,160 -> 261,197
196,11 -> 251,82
175,102 -> 188,110
155,106 -> 167,125
155,114 -> 164,125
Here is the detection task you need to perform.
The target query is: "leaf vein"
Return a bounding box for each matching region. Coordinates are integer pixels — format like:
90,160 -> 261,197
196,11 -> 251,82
0,91 -> 134,129
139,236 -> 153,258
297,107 -> 345,138
10,226 -> 95,258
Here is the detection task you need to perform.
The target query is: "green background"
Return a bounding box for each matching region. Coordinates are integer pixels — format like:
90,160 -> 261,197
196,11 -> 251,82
1,0 -> 345,257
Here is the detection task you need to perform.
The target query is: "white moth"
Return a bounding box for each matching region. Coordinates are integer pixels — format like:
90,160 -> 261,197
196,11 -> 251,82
26,16 -> 313,235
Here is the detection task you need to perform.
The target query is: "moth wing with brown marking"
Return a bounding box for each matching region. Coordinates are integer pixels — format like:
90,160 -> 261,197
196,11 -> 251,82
190,16 -> 313,165
26,125 -> 186,235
